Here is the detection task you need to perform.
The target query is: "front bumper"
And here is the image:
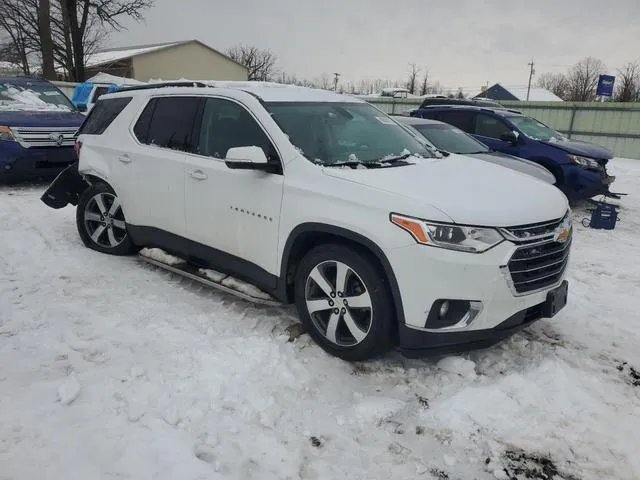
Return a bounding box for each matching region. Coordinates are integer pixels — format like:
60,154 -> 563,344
562,164 -> 615,200
398,280 -> 567,357
386,239 -> 569,355
0,141 -> 76,181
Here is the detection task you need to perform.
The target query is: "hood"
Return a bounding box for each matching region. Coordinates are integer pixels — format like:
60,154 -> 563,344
469,151 -> 556,184
542,138 -> 613,161
322,155 -> 568,227
0,110 -> 85,128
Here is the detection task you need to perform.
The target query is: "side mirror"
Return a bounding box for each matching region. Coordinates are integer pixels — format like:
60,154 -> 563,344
225,146 -> 273,171
500,130 -> 519,145
76,104 -> 87,113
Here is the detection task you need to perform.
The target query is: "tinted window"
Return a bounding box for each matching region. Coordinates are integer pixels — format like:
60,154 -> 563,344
142,96 -> 201,152
412,124 -> 489,154
133,99 -> 156,144
436,111 -> 475,132
79,97 -> 132,135
474,113 -> 511,139
197,98 -> 276,160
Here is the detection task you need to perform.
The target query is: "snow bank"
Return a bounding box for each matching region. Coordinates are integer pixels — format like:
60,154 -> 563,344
1,158 -> 640,479
139,247 -> 185,265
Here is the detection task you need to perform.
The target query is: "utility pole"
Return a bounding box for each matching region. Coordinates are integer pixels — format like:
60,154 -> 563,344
526,60 -> 535,101
333,72 -> 341,91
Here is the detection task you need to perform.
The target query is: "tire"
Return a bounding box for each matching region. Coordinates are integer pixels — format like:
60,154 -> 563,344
294,243 -> 396,361
76,182 -> 136,255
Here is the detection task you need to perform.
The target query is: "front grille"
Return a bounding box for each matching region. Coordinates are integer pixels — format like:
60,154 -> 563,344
500,216 -> 563,243
10,126 -> 78,148
508,238 -> 571,294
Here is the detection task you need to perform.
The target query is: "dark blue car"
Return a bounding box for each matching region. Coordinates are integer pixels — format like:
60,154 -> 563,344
411,105 -> 616,201
1,76 -> 85,182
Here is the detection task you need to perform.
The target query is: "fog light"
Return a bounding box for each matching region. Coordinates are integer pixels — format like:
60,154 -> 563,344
439,300 -> 450,318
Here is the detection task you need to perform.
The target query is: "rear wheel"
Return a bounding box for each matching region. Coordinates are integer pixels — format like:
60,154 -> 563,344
294,244 -> 395,361
76,183 -> 136,255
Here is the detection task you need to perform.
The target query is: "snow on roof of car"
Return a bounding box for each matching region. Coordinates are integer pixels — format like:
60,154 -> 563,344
121,80 -> 365,103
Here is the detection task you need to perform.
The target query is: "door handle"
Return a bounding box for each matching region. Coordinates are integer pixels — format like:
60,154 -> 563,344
189,170 -> 208,180
118,154 -> 131,163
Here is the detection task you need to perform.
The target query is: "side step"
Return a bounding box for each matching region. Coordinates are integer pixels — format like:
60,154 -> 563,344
138,248 -> 282,307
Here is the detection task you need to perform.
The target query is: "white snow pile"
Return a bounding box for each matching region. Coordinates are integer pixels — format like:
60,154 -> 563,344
1,158 -> 640,479
0,85 -> 72,112
139,247 -> 185,265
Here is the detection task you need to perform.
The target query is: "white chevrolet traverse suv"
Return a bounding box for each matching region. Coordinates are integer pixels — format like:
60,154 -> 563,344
42,81 -> 571,361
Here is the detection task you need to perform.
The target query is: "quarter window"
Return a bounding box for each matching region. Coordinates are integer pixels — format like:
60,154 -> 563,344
78,97 -> 132,135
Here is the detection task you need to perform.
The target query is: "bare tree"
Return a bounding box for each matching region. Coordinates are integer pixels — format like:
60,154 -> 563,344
59,0 -> 154,81
406,63 -> 420,95
614,62 -> 640,102
455,87 -> 465,99
427,81 -> 445,95
0,0 -> 36,75
419,69 -> 429,96
38,0 -> 56,79
536,72 -> 569,100
565,57 -> 606,101
227,44 -> 277,81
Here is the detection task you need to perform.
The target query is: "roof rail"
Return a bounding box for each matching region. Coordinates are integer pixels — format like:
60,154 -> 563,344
117,81 -> 209,93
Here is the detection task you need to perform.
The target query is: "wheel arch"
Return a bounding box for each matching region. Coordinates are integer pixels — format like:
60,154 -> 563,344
279,223 -> 405,325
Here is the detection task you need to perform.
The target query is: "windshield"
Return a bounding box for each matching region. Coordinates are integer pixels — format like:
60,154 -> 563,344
0,81 -> 74,112
266,102 -> 433,165
411,123 -> 489,154
507,115 -> 566,142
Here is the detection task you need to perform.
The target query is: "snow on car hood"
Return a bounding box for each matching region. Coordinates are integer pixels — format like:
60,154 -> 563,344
322,154 -> 568,227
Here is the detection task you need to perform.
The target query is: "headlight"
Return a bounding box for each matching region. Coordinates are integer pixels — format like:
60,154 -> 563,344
390,214 -> 504,253
568,154 -> 600,169
0,126 -> 15,142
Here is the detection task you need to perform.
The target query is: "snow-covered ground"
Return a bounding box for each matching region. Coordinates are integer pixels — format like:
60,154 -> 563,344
1,159 -> 639,480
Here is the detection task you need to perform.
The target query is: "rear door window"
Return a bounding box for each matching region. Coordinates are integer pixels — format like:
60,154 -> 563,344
435,111 -> 475,133
79,97 -> 132,135
136,96 -> 201,152
474,113 -> 512,139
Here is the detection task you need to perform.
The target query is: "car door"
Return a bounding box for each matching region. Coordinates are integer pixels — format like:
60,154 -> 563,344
183,96 -> 284,279
123,95 -> 201,236
472,113 -> 520,155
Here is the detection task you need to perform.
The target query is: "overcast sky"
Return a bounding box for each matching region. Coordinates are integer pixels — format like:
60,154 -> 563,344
112,0 -> 640,94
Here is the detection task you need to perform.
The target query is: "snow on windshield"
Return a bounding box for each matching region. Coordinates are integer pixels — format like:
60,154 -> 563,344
0,84 -> 73,112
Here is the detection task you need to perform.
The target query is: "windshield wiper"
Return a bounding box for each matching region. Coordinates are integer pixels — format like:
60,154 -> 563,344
378,153 -> 413,163
326,160 -> 371,168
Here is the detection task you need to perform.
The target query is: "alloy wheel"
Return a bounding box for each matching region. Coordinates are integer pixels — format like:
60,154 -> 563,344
304,260 -> 373,347
83,192 -> 127,249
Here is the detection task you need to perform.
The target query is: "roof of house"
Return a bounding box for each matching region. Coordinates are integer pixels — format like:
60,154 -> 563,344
85,40 -> 247,70
475,83 -> 563,102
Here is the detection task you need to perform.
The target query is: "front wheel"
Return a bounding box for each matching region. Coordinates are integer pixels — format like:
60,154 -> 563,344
294,244 -> 395,361
76,183 -> 136,255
